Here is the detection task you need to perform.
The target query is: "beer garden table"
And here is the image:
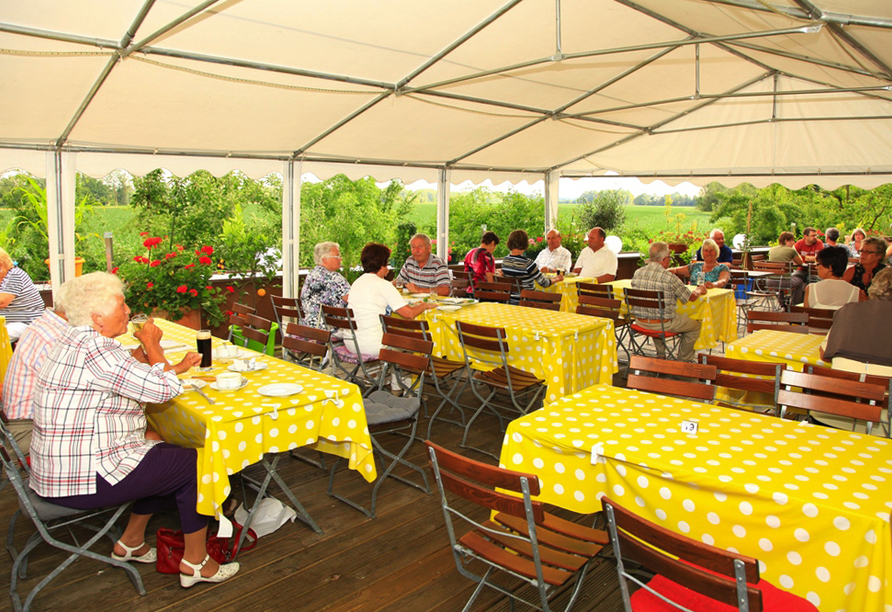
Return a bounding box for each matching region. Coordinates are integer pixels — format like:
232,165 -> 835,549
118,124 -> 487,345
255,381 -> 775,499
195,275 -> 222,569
538,275 -> 595,313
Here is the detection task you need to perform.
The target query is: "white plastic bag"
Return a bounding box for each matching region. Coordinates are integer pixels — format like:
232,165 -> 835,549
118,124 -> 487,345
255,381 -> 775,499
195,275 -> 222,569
233,498 -> 297,537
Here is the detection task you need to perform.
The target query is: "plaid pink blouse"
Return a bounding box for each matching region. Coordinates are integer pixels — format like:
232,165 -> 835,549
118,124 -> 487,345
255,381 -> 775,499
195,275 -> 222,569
29,326 -> 183,498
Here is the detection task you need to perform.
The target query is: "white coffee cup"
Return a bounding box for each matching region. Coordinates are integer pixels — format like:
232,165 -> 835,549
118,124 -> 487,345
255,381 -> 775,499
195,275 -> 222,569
217,344 -> 238,358
215,372 -> 243,390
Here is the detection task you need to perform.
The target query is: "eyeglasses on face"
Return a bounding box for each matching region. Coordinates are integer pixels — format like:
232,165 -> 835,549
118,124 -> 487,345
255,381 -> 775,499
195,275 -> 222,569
859,249 -> 880,255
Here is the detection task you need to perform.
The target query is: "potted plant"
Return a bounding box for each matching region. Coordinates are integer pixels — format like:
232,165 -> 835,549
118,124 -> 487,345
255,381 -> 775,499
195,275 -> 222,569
117,234 -> 230,329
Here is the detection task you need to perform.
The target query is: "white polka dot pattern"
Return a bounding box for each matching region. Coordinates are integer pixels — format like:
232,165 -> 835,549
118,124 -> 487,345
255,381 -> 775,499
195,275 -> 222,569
422,302 -> 617,403
539,276 -> 595,313
144,320 -> 377,520
499,383 -> 892,612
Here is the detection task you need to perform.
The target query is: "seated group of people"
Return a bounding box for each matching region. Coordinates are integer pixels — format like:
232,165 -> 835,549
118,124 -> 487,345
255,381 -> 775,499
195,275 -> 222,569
298,228 -> 621,358
2,272 -> 239,588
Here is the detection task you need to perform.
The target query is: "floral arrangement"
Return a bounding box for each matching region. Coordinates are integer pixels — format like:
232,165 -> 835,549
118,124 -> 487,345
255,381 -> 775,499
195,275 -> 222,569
116,234 -> 232,327
652,229 -> 705,249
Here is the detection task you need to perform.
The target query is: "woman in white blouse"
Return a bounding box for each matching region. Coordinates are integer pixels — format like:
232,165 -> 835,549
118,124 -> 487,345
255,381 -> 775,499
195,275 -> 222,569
29,272 -> 238,588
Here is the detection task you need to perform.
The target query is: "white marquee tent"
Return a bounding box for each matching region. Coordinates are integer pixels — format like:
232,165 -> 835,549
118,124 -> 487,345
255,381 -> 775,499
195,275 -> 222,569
1,0 -> 891,292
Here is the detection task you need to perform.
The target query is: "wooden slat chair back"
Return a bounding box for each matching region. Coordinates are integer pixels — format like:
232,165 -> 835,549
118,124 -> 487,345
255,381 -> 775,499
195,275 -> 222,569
227,302 -> 256,342
271,294 -> 303,328
698,354 -> 786,414
746,310 -> 808,335
426,441 -> 607,612
450,278 -> 471,298
576,294 -> 630,359
627,356 -> 718,402
475,280 -> 512,303
805,365 -> 892,437
624,288 -> 681,360
576,282 -> 613,299
748,262 -> 795,312
790,305 -> 835,334
378,315 -> 469,440
282,322 -> 330,370
778,370 -> 885,435
519,289 -> 562,311
321,304 -> 382,394
602,497 -> 768,612
454,321 -> 546,458
237,313 -> 273,348
328,333 -> 433,518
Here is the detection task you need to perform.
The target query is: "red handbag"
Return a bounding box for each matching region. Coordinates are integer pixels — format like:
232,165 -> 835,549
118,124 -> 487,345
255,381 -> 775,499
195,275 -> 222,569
155,523 -> 257,574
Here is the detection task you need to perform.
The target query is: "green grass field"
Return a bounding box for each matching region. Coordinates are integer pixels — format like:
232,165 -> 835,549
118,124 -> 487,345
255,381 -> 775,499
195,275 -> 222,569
407,202 -> 720,236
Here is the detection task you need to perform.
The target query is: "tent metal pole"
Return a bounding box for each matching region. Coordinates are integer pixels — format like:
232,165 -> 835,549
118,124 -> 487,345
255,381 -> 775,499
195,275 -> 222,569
544,170 -> 559,234
554,0 -> 563,58
281,161 -> 301,299
45,152 -> 63,293
124,0 -> 223,58
0,22 -> 119,48
436,169 -> 451,264
700,0 -> 892,30
293,92 -> 392,156
652,114 -> 892,136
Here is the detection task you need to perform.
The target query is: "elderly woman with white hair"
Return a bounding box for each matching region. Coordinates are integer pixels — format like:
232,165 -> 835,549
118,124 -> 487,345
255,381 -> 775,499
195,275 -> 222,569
300,241 -> 351,329
0,246 -> 46,340
29,272 -> 239,588
669,238 -> 730,289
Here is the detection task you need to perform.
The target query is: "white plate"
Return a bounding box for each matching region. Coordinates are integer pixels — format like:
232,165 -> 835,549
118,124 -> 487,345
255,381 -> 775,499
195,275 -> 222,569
437,305 -> 461,312
227,361 -> 269,373
160,340 -> 185,350
257,383 -> 304,397
181,379 -> 207,389
209,377 -> 249,392
213,347 -> 248,359
410,293 -> 432,298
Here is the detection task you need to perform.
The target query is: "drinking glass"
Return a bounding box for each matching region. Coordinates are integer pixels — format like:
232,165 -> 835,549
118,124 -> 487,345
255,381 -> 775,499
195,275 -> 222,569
130,314 -> 148,345
196,329 -> 213,370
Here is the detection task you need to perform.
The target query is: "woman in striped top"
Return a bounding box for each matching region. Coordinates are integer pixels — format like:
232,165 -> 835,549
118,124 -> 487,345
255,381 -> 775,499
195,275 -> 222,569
500,230 -> 563,304
0,247 -> 46,340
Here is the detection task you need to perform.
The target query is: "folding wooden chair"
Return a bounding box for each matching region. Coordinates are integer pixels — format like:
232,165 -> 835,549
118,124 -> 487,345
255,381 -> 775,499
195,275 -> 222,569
603,496 -> 818,612
328,332 -> 432,518
281,322 -> 330,370
576,281 -> 613,299
698,354 -> 786,414
778,370 -> 885,435
519,289 -> 562,311
234,312 -> 277,355
450,278 -> 471,298
624,288 -> 681,360
475,281 -> 512,303
805,365 -> 892,436
226,302 -> 255,343
576,294 -> 630,360
455,320 -> 546,459
627,356 -> 717,402
378,315 -> 468,440
746,311 -> 808,334
790,305 -> 835,334
746,262 -> 795,312
271,294 -> 303,330
728,269 -> 750,331
321,304 -> 382,394
0,417 -> 146,612
426,442 -> 608,612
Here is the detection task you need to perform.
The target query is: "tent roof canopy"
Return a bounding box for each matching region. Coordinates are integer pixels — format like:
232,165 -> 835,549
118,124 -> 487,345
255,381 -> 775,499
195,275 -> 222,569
2,0 -> 891,188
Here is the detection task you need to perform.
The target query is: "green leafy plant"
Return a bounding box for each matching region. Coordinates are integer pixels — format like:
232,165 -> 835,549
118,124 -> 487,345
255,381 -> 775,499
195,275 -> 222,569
117,235 -> 229,326
391,222 -> 416,271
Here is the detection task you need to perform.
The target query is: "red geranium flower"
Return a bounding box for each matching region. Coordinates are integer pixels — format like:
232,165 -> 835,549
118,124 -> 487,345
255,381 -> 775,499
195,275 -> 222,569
205,286 -> 213,291
189,289 -> 198,297
536,237 -> 544,243
199,256 -> 213,265
139,232 -> 149,237
226,286 -> 235,293
143,236 -> 163,249
165,252 -> 177,260
111,267 -> 119,274
200,246 -> 214,256
184,263 -> 195,269
146,282 -> 154,289
176,285 -> 188,293
226,310 -> 233,316
176,244 -> 184,252
149,260 -> 161,267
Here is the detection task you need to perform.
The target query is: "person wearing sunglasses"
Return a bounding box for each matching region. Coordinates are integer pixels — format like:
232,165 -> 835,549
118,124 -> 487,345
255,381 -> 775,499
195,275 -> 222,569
843,236 -> 887,297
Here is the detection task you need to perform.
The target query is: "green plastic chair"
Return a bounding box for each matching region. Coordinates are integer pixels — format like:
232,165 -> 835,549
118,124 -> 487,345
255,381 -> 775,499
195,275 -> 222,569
230,314 -> 277,356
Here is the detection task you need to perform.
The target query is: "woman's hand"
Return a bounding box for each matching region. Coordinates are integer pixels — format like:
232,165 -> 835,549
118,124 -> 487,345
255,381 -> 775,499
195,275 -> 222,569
704,281 -> 715,289
553,274 -> 564,283
172,352 -> 202,375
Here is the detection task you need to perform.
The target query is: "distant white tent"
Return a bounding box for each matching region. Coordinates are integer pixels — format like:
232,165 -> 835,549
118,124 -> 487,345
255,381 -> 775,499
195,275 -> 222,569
2,0 -> 891,290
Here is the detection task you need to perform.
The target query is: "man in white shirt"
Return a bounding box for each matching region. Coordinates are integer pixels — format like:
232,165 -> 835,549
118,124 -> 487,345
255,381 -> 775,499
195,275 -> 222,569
534,230 -> 572,273
573,227 -> 617,282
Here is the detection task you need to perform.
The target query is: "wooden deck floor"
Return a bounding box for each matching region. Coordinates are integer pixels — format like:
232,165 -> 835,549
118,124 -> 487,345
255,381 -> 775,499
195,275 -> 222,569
0,387 -> 632,612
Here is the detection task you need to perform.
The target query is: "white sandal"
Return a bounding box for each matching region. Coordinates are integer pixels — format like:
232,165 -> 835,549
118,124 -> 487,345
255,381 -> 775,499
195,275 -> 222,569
110,540 -> 157,564
180,554 -> 240,588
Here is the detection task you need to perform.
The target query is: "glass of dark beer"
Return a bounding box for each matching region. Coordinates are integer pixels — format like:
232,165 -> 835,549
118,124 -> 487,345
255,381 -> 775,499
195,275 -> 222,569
196,329 -> 212,371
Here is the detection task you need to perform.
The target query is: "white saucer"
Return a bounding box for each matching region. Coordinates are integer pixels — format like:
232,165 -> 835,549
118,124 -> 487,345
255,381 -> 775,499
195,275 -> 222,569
437,305 -> 461,312
182,379 -> 207,389
257,383 -> 303,397
228,361 -> 268,373
410,293 -> 432,298
209,377 -> 249,392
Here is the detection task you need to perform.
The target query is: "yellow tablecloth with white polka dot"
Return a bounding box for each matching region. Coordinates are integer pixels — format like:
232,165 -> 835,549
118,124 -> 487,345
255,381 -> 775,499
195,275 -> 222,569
607,279 -> 737,350
500,383 -> 892,612
422,302 -> 617,403
141,320 -> 377,519
0,316 -> 12,387
726,329 -> 827,371
539,277 -> 595,313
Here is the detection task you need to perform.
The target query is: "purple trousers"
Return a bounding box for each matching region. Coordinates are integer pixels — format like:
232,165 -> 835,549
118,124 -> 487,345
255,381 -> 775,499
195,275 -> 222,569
50,443 -> 207,534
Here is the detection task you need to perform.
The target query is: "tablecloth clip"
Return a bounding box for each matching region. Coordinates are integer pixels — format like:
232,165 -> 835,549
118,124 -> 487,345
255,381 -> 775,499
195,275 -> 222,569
261,403 -> 280,420
322,389 -> 344,408
573,330 -> 579,342
590,442 -> 606,465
